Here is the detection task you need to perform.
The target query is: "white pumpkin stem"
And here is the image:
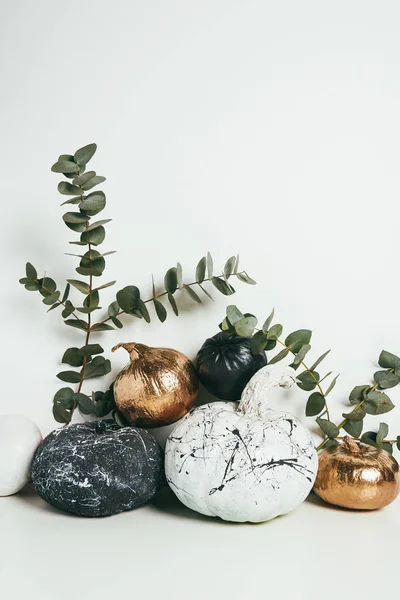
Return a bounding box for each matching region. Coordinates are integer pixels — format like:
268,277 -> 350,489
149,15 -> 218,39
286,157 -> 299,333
238,365 -> 297,416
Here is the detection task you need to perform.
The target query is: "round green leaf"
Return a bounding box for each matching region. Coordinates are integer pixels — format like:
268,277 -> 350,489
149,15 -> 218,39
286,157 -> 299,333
51,160 -> 80,174
79,191 -> 106,216
58,182 -> 82,196
74,143 -> 97,166
164,267 -> 178,293
116,286 -> 140,313
306,392 -> 325,416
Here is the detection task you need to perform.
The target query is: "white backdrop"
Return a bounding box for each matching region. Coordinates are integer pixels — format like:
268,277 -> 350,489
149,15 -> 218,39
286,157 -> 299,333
1,0 -> 399,449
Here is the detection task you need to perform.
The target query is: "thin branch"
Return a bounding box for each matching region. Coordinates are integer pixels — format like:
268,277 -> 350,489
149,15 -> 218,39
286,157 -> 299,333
91,271 -> 247,329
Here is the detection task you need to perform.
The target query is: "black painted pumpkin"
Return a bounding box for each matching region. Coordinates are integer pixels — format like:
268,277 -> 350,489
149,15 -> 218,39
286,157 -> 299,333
195,332 -> 267,400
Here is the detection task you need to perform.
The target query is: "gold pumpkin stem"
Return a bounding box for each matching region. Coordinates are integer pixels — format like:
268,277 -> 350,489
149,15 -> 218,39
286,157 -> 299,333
342,436 -> 361,454
112,342 -> 139,359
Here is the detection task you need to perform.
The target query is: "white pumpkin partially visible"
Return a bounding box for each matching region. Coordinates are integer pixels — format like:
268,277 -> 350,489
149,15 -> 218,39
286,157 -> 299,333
0,414 -> 42,496
165,365 -> 318,523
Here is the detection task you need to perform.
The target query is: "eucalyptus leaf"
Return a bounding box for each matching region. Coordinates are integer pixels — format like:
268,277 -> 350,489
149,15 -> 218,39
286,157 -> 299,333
80,226 -> 105,245
316,418 -> 339,439
73,171 -> 96,186
164,268 -> 178,293
378,350 -> 400,370
380,442 -> 393,454
26,262 -> 37,279
90,323 -> 115,331
116,285 -> 140,313
154,299 -> 167,322
211,277 -> 235,295
363,391 -> 395,415
262,309 -> 275,334
325,374 -> 339,396
67,279 -> 90,294
226,305 -> 244,326
373,370 -> 400,389
83,290 -> 99,308
62,301 -> 75,318
64,319 -> 88,331
80,176 -> 106,191
235,272 -> 256,285
61,283 -> 70,303
182,285 -> 202,304
42,291 -> 60,305
342,406 -> 366,421
235,315 -> 257,337
268,347 -> 290,365
74,143 -> 97,166
58,182 -> 82,196
176,262 -> 183,288
167,292 -> 179,316
57,370 -> 82,383
250,331 -> 268,354
61,196 -> 83,206
291,344 -> 311,368
224,256 -> 236,278
196,257 -> 206,283
376,422 -> 389,444
47,302 -> 61,312
65,221 -> 87,233
51,160 -> 80,174
308,350 -> 331,372
80,344 -> 104,356
94,281 -> 116,292
79,191 -> 106,216
207,252 -> 213,279
53,402 -> 72,424
285,330 -> 312,353
297,371 -> 320,391
63,212 -> 88,225
76,267 -> 103,277
40,277 -> 57,296
54,387 -> 74,404
111,316 -> 123,329
360,432 -> 378,448
108,301 -> 120,317
74,393 -> 94,415
266,324 -> 283,340
199,284 -> 214,301
306,392 -> 325,416
86,219 -> 111,231
137,299 -> 151,323
349,384 -> 370,405
62,347 -> 85,367
343,419 -> 363,437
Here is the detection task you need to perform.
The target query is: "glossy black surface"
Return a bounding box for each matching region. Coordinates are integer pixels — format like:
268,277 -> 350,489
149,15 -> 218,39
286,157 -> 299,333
196,332 -> 267,400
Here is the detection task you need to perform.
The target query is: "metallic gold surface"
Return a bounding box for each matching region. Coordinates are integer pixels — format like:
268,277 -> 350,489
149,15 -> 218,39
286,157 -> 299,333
314,437 -> 400,510
112,342 -> 199,427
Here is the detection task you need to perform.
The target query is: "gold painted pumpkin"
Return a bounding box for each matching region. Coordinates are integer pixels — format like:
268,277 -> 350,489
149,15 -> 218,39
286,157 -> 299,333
314,436 -> 400,510
112,342 -> 198,427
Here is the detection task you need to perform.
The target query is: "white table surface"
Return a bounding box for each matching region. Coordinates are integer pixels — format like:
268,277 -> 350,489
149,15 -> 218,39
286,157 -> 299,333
1,484 -> 398,600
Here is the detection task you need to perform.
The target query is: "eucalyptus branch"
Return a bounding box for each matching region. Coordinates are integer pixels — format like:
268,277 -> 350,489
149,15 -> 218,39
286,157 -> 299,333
220,305 -> 400,455
19,142 -> 256,424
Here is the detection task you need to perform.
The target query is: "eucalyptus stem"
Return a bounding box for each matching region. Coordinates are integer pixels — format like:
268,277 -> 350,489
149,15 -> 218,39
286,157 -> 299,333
276,338 -> 331,421
92,271 -> 247,329
20,142 -> 257,424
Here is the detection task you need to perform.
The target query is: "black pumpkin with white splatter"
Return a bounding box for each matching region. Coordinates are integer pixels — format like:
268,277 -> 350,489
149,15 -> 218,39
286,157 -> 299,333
31,420 -> 164,517
165,365 -> 318,523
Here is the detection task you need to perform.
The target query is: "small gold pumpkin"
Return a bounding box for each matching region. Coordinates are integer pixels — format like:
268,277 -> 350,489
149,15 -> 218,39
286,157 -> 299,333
314,436 -> 400,510
112,342 -> 198,427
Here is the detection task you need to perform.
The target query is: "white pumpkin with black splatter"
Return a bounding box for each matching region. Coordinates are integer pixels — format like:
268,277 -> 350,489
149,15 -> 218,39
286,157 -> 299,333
165,365 -> 318,522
